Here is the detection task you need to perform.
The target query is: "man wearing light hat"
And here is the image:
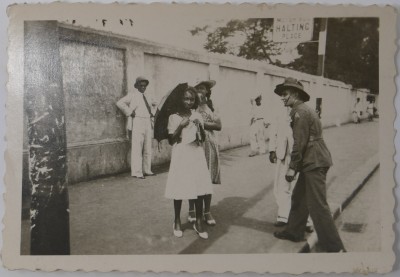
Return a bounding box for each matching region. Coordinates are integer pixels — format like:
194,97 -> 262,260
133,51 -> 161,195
116,76 -> 156,179
272,77 -> 346,252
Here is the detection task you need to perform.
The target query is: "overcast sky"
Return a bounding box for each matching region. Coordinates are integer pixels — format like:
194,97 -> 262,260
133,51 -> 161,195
54,4 -> 302,64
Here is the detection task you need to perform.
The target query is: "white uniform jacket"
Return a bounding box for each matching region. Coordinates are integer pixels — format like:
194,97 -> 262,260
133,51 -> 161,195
269,107 -> 293,161
116,90 -> 157,131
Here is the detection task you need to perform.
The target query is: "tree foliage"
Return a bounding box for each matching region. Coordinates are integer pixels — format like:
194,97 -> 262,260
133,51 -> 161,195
191,17 -> 379,93
190,19 -> 281,64
326,18 -> 378,93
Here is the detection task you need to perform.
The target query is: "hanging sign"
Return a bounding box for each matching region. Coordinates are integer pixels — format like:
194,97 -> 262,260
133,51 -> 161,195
273,18 -> 313,43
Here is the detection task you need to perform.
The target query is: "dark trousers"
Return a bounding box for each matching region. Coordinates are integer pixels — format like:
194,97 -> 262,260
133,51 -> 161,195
285,167 -> 345,252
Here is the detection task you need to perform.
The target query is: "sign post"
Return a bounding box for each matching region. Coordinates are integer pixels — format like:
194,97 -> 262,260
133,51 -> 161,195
317,18 -> 328,76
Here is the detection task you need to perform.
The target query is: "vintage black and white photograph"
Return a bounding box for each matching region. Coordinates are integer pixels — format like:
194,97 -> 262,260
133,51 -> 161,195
2,2 -> 397,273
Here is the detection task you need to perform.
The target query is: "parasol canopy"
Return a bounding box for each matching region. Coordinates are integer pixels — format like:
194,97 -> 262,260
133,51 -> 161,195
154,83 -> 188,142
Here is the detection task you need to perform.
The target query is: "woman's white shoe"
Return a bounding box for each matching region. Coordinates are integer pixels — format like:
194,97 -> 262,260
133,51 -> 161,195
204,212 -> 216,226
193,224 -> 208,240
173,223 -> 183,238
188,210 -> 196,223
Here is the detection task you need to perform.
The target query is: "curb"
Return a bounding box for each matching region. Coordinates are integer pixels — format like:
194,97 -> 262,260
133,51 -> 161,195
298,154 -> 380,253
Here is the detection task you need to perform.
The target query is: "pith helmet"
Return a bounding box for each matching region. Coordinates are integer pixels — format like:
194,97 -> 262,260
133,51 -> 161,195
134,76 -> 149,88
274,77 -> 310,102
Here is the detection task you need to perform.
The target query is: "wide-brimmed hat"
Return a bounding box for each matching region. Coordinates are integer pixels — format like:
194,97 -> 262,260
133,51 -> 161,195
134,76 -> 149,88
274,77 -> 310,102
194,80 -> 216,90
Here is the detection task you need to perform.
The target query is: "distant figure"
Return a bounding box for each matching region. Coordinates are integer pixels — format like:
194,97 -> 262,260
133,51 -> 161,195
352,98 -> 363,123
249,95 -> 268,157
367,100 -> 375,121
315,98 -> 322,119
273,77 -> 346,252
116,76 -> 156,179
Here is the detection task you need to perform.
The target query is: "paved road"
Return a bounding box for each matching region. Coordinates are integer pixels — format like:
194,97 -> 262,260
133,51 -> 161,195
20,120 -> 379,255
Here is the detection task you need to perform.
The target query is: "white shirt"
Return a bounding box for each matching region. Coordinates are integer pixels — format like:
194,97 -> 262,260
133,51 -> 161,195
252,105 -> 266,120
269,107 -> 293,160
168,111 -> 204,144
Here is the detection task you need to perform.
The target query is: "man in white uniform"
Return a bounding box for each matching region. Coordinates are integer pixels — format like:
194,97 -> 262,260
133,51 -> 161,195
269,106 -> 293,225
249,95 -> 268,157
352,98 -> 363,123
269,104 -> 313,230
117,76 -> 156,179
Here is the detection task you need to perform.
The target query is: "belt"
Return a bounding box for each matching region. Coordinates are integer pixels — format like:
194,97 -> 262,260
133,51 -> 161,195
132,116 -> 152,119
309,136 -> 323,142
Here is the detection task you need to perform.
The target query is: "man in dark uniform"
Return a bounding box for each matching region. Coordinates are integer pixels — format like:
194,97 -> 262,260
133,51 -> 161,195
273,77 -> 346,253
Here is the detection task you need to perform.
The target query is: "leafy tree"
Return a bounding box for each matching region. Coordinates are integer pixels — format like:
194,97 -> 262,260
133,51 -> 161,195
284,19 -> 322,75
192,17 -> 379,93
285,18 -> 379,93
190,18 -> 281,64
325,18 -> 379,93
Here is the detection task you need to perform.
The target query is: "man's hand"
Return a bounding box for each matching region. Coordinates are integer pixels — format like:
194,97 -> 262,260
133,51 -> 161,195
192,118 -> 201,125
269,151 -> 277,163
285,168 -> 296,182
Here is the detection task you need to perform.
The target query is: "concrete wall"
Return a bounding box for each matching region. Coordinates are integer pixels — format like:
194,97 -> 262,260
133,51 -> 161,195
23,22 -> 373,186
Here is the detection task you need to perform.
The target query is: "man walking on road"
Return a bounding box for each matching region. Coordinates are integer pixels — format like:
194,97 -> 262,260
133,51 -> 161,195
272,77 -> 346,253
116,76 -> 156,179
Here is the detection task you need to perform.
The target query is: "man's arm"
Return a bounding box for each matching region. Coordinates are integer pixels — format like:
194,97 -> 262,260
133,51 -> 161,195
204,117 -> 221,131
116,93 -> 135,117
288,110 -> 309,172
268,116 -> 278,152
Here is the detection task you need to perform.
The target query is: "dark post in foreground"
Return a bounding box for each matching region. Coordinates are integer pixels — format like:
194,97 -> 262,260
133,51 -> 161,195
24,21 -> 70,255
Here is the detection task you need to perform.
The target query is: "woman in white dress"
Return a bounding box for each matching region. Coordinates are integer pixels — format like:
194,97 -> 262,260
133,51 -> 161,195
165,86 -> 213,239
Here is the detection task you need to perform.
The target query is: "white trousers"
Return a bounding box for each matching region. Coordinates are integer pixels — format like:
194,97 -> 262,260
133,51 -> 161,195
273,155 -> 313,226
130,117 -> 153,177
352,111 -> 360,123
273,156 -> 293,223
250,120 -> 266,154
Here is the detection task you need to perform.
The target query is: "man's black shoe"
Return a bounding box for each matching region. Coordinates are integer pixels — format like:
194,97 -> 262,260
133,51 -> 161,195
273,231 -> 305,242
274,221 -> 287,227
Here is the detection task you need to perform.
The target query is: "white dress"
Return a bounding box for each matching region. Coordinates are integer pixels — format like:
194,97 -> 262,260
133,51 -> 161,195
165,112 -> 213,200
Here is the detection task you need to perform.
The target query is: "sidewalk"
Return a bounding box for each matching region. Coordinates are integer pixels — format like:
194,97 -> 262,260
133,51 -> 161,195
21,120 -> 379,255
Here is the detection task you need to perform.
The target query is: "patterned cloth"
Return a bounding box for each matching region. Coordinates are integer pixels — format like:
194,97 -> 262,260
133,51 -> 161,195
198,105 -> 221,184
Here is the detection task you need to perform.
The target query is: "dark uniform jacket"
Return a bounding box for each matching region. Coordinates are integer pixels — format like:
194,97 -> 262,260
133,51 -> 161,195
289,102 -> 333,172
